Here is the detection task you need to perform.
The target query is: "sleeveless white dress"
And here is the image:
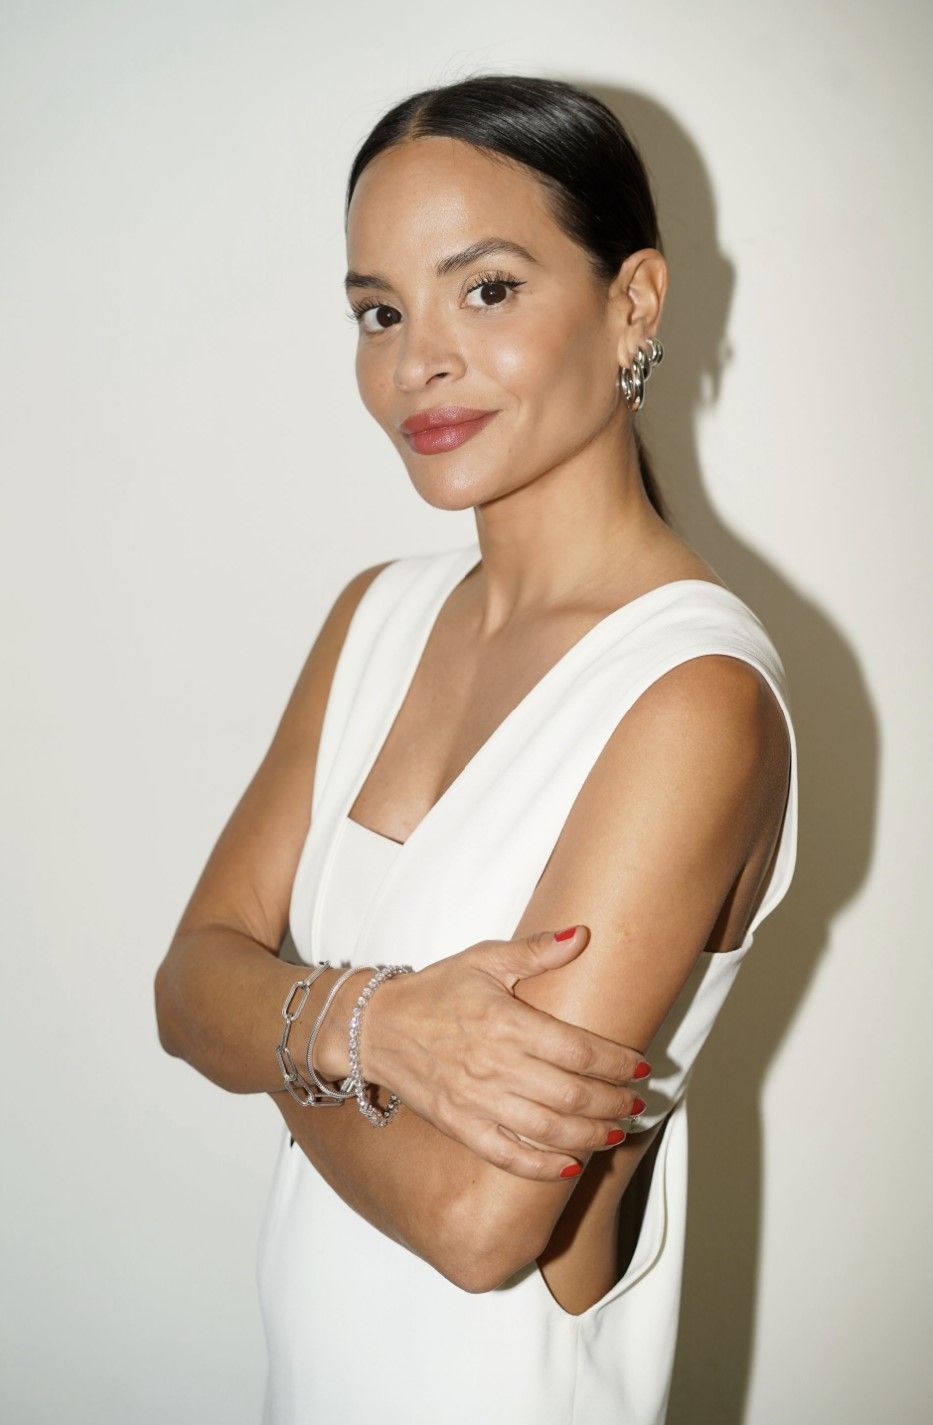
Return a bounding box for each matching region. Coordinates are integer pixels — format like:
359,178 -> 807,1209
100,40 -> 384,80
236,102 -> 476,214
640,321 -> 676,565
256,540 -> 799,1425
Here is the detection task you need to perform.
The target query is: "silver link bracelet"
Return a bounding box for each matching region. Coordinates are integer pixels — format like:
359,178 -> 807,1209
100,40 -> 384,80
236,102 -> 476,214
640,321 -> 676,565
274,962 -> 342,1107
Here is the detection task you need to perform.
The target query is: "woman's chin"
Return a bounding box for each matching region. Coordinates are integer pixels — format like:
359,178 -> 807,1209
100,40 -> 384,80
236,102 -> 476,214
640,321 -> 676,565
403,461 -> 501,511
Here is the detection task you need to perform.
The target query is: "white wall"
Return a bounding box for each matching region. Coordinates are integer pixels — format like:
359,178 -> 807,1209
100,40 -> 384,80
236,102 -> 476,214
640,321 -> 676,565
3,3 -> 930,1421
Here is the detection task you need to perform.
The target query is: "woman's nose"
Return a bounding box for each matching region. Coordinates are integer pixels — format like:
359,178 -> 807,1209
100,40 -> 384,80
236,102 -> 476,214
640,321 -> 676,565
392,315 -> 466,392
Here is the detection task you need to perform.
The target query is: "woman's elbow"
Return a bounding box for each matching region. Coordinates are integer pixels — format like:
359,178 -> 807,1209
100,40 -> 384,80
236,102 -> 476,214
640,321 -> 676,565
442,1190 -> 542,1294
450,1250 -> 533,1295
153,959 -> 183,1058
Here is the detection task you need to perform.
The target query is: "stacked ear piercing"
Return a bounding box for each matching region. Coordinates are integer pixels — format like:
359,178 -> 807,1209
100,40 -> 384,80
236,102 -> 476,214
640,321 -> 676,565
618,336 -> 664,411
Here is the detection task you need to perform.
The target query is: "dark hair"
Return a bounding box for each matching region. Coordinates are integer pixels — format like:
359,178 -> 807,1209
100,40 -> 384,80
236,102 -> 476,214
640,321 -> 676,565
345,73 -> 670,525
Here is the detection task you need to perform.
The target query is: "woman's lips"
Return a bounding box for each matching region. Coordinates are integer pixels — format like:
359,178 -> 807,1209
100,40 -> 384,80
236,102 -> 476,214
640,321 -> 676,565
403,410 -> 499,455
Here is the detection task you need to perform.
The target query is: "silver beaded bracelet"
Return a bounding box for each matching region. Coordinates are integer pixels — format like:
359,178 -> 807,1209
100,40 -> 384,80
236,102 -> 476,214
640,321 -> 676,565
345,964 -> 415,1127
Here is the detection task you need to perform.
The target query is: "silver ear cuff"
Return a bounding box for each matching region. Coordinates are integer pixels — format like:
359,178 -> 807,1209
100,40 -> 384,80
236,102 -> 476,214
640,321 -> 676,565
618,336 -> 664,411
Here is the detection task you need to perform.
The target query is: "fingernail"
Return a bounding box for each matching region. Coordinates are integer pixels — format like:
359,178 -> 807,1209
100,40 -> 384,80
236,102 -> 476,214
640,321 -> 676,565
633,1061 -> 652,1079
632,1097 -> 646,1115
554,926 -> 577,941
560,1161 -> 583,1177
605,1129 -> 626,1145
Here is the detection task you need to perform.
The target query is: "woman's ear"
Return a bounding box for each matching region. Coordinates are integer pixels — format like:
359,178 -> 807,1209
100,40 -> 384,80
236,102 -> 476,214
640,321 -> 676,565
608,249 -> 668,360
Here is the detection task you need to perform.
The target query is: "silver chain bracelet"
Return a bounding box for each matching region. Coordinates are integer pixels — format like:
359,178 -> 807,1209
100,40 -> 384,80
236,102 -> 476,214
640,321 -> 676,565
274,962 -> 344,1107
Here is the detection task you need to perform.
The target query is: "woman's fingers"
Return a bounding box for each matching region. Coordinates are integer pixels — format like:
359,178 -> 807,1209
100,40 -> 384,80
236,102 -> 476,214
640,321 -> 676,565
498,1040 -> 648,1124
505,993 -> 651,1090
477,924 -> 591,994
493,1087 -> 643,1154
521,1003 -> 652,1088
471,1121 -> 587,1182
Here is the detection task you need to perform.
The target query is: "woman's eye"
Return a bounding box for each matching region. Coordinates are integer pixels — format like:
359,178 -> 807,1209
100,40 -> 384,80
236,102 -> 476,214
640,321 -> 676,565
351,304 -> 400,334
464,276 -> 525,309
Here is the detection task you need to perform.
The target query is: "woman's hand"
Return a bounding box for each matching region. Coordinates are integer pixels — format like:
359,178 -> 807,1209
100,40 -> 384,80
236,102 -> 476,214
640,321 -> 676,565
361,924 -> 651,1181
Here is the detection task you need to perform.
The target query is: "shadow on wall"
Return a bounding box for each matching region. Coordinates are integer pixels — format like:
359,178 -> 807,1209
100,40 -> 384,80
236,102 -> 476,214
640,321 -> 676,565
573,79 -> 875,1424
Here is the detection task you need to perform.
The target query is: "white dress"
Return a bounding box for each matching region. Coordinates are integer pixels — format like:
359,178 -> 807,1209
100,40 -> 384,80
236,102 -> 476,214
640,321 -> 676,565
256,540 -> 799,1424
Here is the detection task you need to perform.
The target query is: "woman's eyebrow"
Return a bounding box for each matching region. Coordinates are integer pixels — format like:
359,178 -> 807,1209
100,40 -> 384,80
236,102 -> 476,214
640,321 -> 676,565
344,237 -> 538,293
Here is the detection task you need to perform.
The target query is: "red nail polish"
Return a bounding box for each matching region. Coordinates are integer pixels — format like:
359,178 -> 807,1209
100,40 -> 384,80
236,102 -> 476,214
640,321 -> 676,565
554,926 -> 577,941
632,1097 -> 646,1115
560,1161 -> 583,1177
633,1061 -> 651,1079
605,1129 -> 626,1145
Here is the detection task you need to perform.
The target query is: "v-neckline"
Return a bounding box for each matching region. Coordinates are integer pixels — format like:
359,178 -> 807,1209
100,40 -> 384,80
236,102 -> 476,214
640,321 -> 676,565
344,813 -> 406,849
341,540 -> 740,858
326,541 -> 749,963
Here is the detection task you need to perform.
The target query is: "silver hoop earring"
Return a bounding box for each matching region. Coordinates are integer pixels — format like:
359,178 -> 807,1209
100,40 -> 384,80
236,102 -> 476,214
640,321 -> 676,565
618,336 -> 664,412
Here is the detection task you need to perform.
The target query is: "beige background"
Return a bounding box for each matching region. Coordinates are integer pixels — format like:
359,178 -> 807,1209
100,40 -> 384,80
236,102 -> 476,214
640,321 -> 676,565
3,3 -> 930,1421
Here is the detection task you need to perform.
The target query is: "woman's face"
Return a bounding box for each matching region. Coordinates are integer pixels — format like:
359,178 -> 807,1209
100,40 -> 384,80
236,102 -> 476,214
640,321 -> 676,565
344,136 -> 633,510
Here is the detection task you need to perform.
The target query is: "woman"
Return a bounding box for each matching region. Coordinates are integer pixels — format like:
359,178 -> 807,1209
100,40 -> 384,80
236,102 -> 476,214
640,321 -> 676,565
155,75 -> 798,1424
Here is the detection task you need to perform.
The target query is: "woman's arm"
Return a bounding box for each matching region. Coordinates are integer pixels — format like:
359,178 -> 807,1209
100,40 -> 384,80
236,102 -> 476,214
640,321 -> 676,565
155,564 -> 623,1291
152,563 -> 476,1285
154,558 -> 391,1094
445,650 -> 792,1277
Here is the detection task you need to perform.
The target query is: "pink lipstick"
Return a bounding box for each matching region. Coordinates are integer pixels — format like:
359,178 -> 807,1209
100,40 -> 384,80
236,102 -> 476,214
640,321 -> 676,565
400,405 -> 499,455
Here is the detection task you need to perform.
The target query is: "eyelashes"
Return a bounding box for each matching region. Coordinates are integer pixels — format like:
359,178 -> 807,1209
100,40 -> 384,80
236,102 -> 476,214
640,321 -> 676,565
346,270 -> 526,332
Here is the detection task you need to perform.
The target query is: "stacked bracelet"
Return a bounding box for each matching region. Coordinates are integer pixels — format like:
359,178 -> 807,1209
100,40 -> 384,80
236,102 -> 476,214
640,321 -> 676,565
275,960 -> 414,1126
